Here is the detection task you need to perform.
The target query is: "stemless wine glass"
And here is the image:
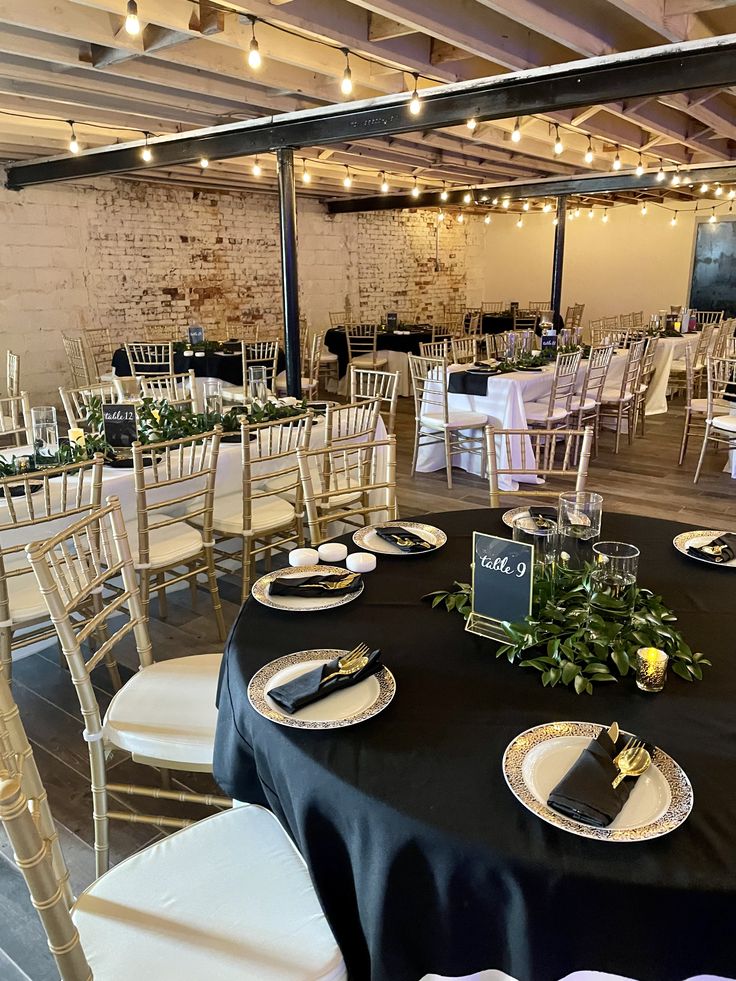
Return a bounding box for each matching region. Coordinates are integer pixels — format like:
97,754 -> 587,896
31,406 -> 59,464
248,365 -> 268,403
512,515 -> 558,581
203,378 -> 223,416
589,541 -> 639,620
558,491 -> 603,568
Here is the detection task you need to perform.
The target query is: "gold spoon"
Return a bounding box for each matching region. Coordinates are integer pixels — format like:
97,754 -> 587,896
320,645 -> 370,684
612,741 -> 651,789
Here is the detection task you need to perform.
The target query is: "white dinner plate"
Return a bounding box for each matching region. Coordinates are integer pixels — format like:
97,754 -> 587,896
502,721 -> 693,842
502,506 -> 533,529
251,565 -> 364,612
672,529 -> 736,569
352,521 -> 447,556
248,649 -> 396,730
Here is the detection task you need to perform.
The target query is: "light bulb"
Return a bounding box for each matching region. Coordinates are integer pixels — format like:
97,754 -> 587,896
125,0 -> 140,36
612,148 -> 622,170
542,201 -> 551,213
516,217 -> 523,228
409,74 -> 421,115
411,180 -> 420,199
438,210 -> 445,222
380,173 -> 390,193
141,144 -> 152,163
343,176 -> 352,189
657,161 -> 665,182
641,204 -> 647,216
457,213 -> 464,223
340,50 -> 353,96
729,189 -> 736,200
709,211 -> 717,223
588,208 -> 594,219
502,198 -> 510,209
248,38 -> 261,70
484,214 -> 491,225
439,185 -> 448,202
635,155 -> 644,177
715,184 -> 723,197
670,214 -> 678,226
523,201 -> 530,211
511,118 -> 521,143
302,161 -> 311,184
68,122 -> 79,154
671,169 -> 681,186
463,192 -> 472,204
199,157 -> 208,168
602,210 -> 609,223
252,158 -> 262,177
491,197 -> 498,205
553,126 -> 563,155
584,139 -> 594,164
552,217 -> 558,226
466,117 -> 477,131
574,207 -> 581,218
700,183 -> 709,193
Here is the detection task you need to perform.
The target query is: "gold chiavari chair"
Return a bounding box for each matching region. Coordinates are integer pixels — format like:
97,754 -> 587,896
0,392 -> 31,449
695,310 -> 724,327
631,311 -> 644,329
325,397 -> 382,447
485,425 -> 593,508
567,343 -> 614,456
603,315 -> 620,333
420,339 -> 449,359
565,305 -> 576,324
222,340 -> 280,402
329,311 -> 347,327
124,341 -> 175,377
572,304 -> 585,330
5,351 -> 20,398
0,651 -> 347,981
524,350 -> 582,429
136,370 -> 198,412
712,319 -> 735,358
346,323 -> 388,371
297,436 -> 398,545
451,335 -> 478,364
207,412 -> 313,602
0,455 -> 107,684
407,354 -> 487,490
144,324 -> 177,342
633,334 -> 659,436
63,334 -> 98,388
484,332 -> 507,360
528,300 -> 550,312
349,367 -> 400,435
619,312 -> 634,329
677,344 -> 709,466
133,428 -> 225,639
694,356 -> 736,483
589,320 -> 606,345
599,337 -> 646,453
514,314 -> 538,332
465,311 -> 482,335
60,382 -> 118,429
275,331 -> 323,398
482,301 -> 505,314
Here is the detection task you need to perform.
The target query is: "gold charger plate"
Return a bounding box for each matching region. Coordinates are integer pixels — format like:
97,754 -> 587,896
251,565 -> 364,612
352,521 -> 447,556
502,721 -> 693,842
672,529 -> 736,569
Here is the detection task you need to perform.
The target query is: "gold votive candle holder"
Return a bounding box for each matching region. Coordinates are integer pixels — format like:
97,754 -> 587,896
636,647 -> 668,693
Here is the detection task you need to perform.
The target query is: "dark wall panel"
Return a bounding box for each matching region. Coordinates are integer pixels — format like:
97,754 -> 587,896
689,218 -> 736,315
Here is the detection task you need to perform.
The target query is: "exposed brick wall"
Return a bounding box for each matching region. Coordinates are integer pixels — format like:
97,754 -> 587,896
0,175 -> 471,403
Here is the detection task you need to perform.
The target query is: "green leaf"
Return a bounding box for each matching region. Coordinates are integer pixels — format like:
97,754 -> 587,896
672,662 -> 693,682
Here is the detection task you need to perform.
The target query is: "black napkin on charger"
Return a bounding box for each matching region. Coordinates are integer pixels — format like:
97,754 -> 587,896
269,572 -> 363,598
547,729 -> 646,828
268,649 -> 383,713
687,532 -> 736,564
375,526 -> 435,553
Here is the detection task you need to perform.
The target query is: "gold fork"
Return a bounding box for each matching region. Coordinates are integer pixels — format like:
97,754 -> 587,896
320,644 -> 371,684
612,740 -> 650,788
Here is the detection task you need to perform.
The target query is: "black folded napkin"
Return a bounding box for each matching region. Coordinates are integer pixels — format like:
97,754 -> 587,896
548,729 -> 639,828
268,649 -> 383,713
269,572 -> 363,598
375,526 -> 435,553
529,506 -> 557,522
687,533 -> 736,564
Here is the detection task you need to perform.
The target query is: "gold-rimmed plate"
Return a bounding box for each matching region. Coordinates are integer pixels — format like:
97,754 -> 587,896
502,721 -> 693,842
352,521 -> 446,556
251,565 -> 364,612
248,649 -> 396,729
502,506 -> 532,529
672,529 -> 736,569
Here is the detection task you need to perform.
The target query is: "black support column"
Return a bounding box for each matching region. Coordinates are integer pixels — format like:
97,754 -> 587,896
551,195 -> 567,322
276,147 -> 301,399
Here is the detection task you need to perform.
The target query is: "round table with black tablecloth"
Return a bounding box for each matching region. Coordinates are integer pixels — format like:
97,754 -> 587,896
482,312 -> 564,334
111,347 -> 285,385
213,509 -> 735,981
325,327 -> 433,378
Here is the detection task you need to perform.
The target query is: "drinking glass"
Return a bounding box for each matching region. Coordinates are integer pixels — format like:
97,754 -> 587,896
504,332 -> 518,362
248,365 -> 268,403
203,378 -> 223,416
559,328 -> 572,347
512,515 -> 558,580
31,406 -> 59,463
558,491 -> 603,568
589,541 -> 639,620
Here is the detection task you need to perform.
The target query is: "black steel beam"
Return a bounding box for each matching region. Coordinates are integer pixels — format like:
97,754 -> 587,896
6,35 -> 736,189
276,148 -> 302,400
550,196 -> 567,320
326,163 -> 736,213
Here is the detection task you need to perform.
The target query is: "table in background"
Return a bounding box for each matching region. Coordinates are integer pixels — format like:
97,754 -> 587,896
111,347 -> 286,387
214,508 -> 735,981
324,327 -> 432,396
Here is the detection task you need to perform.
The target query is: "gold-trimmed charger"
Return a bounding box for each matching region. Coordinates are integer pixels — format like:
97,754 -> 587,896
672,529 -> 736,569
502,721 -> 693,842
251,565 -> 364,612
248,648 -> 396,729
352,521 -> 446,556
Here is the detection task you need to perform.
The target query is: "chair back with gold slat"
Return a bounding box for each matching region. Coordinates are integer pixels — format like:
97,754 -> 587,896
603,316 -> 620,332
0,392 -> 31,448
465,311 -> 482,335
349,368 -> 400,435
482,301 -> 505,314
484,333 -> 507,360
619,313 -> 634,329
63,335 -> 97,388
420,340 -> 449,359
695,310 -> 724,327
346,324 -> 381,365
485,426 -> 593,508
241,340 -> 279,393
539,349 -> 582,419
137,370 -> 198,412
125,341 -> 174,377
408,354 -> 449,427
60,384 -> 118,430
639,334 -> 659,389
451,336 -> 478,364
144,325 -> 177,342
297,436 -> 397,546
324,397 -> 382,446
6,352 -> 20,398
528,300 -> 549,312
578,344 -> 613,406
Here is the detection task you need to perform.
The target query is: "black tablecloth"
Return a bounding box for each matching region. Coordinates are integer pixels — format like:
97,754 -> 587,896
111,347 -> 285,386
325,327 -> 433,377
214,509 -> 735,981
482,312 -> 564,334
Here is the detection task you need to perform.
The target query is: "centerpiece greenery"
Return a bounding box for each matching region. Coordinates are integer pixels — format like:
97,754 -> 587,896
424,562 -> 710,694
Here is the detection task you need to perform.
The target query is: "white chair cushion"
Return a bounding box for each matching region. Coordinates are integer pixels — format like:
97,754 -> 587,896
351,354 -> 388,368
134,519 -> 203,569
420,410 -> 487,430
221,386 -> 245,402
524,402 -> 568,423
690,398 -> 708,413
103,652 -> 222,768
274,371 -> 318,394
72,804 -> 346,981
564,396 -> 598,412
5,566 -> 47,624
319,352 -> 338,363
712,413 -> 736,432
208,492 -> 295,536
600,388 -> 633,404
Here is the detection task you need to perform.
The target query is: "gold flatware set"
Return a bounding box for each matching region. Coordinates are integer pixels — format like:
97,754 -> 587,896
320,643 -> 370,684
607,726 -> 652,788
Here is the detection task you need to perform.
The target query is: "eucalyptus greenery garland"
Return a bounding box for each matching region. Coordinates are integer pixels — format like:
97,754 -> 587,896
424,562 -> 710,695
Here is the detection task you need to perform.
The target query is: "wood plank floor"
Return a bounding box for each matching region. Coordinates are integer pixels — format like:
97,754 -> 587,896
2,396 -> 734,979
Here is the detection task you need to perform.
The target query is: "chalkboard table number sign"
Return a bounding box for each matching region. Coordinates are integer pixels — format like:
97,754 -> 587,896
188,324 -> 205,345
386,311 -> 398,331
465,531 -> 534,642
541,334 -> 558,354
102,403 -> 138,449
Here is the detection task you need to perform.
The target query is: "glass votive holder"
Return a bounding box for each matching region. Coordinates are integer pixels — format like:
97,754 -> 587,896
289,548 -> 320,567
589,541 -> 639,620
318,543 -> 348,564
557,492 -> 603,570
203,378 -> 223,416
512,515 -> 558,579
248,365 -> 268,403
636,647 -> 669,692
31,406 -> 59,463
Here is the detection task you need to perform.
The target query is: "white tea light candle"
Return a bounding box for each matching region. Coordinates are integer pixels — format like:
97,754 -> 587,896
289,548 -> 320,568
347,552 -> 376,573
318,543 -> 348,563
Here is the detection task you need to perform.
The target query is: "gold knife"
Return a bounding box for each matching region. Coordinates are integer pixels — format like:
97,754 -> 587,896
607,721 -> 619,746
